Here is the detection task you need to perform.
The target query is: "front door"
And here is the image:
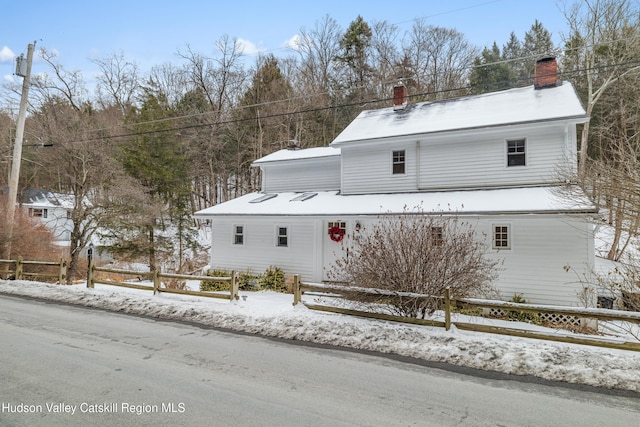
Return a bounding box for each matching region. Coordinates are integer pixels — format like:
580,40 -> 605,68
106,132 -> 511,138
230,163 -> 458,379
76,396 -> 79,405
322,220 -> 348,281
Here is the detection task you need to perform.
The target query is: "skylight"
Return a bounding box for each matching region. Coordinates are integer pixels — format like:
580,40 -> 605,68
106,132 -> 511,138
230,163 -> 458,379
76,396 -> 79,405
249,194 -> 277,203
290,192 -> 317,202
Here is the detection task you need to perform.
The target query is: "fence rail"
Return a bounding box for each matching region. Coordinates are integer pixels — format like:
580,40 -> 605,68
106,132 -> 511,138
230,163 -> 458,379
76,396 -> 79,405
0,256 -> 67,284
88,263 -> 239,301
293,277 -> 640,352
3,259 -> 640,351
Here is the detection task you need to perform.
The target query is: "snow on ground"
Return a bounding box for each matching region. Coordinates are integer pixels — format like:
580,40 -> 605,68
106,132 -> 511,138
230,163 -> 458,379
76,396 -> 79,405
1,279 -> 640,393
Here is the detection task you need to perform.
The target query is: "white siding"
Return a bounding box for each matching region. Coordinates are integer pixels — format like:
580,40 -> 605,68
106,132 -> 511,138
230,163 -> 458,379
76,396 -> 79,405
479,214 -> 594,306
209,212 -> 594,306
24,204 -> 72,241
262,157 -> 340,192
419,125 -> 573,190
341,142 -> 418,194
210,216 -> 320,281
339,123 -> 576,194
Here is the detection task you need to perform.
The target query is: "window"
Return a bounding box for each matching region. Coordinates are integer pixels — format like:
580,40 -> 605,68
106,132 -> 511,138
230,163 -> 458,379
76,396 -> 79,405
430,226 -> 443,247
493,225 -> 510,249
328,221 -> 346,241
392,150 -> 405,174
276,226 -> 288,247
234,225 -> 244,245
507,139 -> 526,167
28,208 -> 47,218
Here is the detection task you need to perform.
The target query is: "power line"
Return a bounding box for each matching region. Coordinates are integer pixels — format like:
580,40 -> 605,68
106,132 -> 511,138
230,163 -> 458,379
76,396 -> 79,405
59,57 -> 640,145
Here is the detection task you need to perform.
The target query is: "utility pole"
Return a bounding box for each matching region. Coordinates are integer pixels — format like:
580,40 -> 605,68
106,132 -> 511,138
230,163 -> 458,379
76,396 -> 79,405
4,42 -> 35,259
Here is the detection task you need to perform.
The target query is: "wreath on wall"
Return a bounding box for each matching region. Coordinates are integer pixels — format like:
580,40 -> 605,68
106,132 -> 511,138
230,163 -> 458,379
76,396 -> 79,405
328,225 -> 345,242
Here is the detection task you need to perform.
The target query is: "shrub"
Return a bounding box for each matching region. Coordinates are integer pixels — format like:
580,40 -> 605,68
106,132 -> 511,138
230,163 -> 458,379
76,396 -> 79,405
238,270 -> 260,291
505,294 -> 541,324
258,266 -> 287,292
328,207 -> 500,318
200,266 -> 288,293
200,269 -> 233,292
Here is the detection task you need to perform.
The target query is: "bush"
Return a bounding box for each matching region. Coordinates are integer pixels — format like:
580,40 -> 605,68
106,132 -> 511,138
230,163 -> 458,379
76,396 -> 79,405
505,294 -> 542,324
200,267 -> 285,292
258,266 -> 287,292
200,269 -> 233,292
328,207 -> 500,318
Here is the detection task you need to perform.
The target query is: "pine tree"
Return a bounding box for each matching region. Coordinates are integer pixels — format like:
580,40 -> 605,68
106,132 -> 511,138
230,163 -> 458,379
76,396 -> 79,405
336,15 -> 374,103
469,42 -> 516,93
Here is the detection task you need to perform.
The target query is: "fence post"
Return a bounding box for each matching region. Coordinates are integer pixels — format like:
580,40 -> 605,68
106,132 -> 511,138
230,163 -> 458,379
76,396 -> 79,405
230,270 -> 239,301
15,256 -> 23,280
153,268 -> 160,295
293,274 -> 301,306
444,287 -> 451,331
59,258 -> 67,285
87,257 -> 94,288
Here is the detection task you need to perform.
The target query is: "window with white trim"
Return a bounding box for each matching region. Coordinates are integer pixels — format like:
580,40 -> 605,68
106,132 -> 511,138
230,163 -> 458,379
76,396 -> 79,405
492,225 -> 510,249
233,225 -> 244,245
392,150 -> 406,174
507,139 -> 526,167
276,226 -> 288,247
28,208 -> 47,218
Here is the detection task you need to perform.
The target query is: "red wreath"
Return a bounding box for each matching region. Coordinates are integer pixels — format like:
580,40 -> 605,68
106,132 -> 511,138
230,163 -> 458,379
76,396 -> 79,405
328,225 -> 345,242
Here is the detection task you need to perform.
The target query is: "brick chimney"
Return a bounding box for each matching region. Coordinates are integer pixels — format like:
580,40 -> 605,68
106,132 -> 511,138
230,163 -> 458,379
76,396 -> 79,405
393,80 -> 408,111
534,57 -> 558,89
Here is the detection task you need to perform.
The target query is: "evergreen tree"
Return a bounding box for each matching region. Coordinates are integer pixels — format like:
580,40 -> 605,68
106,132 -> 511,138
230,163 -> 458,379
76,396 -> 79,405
502,32 -> 525,80
336,15 -> 374,103
225,55 -> 294,197
469,42 -> 516,93
522,20 -> 555,82
113,81 -> 194,270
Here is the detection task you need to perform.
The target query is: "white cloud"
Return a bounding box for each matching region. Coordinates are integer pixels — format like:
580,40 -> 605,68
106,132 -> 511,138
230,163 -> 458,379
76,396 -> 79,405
236,38 -> 264,56
283,34 -> 302,51
3,74 -> 15,83
0,46 -> 15,62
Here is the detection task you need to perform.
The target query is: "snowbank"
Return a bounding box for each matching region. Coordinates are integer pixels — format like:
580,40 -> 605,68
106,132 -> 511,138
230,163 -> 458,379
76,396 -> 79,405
1,280 -> 639,393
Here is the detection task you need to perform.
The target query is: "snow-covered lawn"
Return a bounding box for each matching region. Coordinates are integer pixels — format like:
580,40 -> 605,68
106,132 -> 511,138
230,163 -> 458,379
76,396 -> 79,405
1,279 -> 640,393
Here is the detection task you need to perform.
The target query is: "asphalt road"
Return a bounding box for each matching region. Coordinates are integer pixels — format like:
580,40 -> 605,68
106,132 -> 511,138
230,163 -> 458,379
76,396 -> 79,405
0,294 -> 638,427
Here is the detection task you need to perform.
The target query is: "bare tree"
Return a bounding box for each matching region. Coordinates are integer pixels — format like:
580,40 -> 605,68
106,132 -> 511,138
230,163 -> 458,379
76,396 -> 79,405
562,0 -> 640,180
581,70 -> 640,261
402,20 -> 477,101
293,14 -> 346,144
94,51 -> 141,114
30,47 -> 88,111
328,208 -> 500,318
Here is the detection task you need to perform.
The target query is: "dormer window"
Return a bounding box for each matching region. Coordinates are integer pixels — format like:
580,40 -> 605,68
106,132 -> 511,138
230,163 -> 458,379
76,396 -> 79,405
392,150 -> 406,174
507,139 -> 526,167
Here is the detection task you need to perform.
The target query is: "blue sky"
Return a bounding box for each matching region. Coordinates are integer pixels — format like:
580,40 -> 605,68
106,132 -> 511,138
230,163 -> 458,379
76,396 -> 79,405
1,0 -> 569,85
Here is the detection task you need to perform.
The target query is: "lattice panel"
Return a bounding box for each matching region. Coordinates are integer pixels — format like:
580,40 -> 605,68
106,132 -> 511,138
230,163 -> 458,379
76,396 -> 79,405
488,308 -> 582,327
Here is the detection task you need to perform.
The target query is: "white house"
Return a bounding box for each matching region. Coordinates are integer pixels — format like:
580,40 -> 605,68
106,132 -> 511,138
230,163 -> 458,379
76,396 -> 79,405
195,58 -> 598,307
20,189 -> 74,244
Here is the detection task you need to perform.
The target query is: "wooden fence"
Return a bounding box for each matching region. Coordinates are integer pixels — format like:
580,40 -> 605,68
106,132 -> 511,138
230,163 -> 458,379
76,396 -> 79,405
0,256 -> 67,284
3,258 -> 640,351
292,277 -> 640,352
88,262 -> 239,301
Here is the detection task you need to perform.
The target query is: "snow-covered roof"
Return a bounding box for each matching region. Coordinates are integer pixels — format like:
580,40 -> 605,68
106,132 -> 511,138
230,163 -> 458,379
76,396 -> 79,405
253,146 -> 340,165
21,189 -> 74,209
194,186 -> 597,218
332,82 -> 587,146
